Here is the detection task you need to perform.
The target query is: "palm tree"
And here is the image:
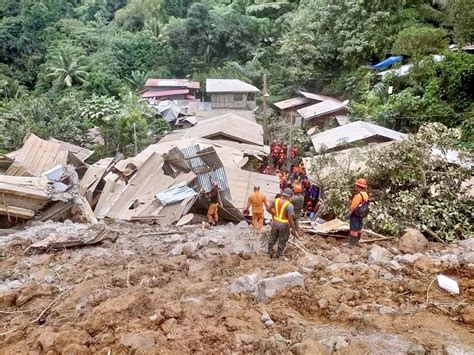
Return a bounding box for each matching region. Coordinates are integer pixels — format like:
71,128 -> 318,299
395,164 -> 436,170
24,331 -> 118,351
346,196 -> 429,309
1,79 -> 28,100
46,51 -> 88,88
420,0 -> 452,25
126,70 -> 148,91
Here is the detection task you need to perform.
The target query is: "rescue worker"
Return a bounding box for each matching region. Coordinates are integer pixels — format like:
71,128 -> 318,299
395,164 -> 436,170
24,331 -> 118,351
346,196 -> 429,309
207,181 -> 220,226
290,184 -> 305,231
347,178 -> 369,246
244,185 -> 269,232
267,188 -> 299,258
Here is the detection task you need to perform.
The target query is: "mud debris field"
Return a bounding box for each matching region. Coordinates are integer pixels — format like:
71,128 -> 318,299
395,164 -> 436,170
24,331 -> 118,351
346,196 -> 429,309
1,221 -> 473,354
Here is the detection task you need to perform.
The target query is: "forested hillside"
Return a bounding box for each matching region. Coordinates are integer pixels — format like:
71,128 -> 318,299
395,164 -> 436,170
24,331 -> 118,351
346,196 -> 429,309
0,0 -> 473,154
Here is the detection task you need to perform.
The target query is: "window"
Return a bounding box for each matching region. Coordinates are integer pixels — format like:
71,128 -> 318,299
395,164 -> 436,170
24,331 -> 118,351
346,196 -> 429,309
234,94 -> 243,101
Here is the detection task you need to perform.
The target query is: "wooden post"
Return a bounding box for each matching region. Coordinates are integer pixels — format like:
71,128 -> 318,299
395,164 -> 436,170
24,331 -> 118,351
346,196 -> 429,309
262,74 -> 269,145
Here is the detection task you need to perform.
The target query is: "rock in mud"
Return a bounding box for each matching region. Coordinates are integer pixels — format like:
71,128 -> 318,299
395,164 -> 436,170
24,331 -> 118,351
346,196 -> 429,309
61,343 -> 91,355
458,238 -> 474,251
16,282 -> 52,306
321,336 -> 349,352
407,344 -> 426,355
230,273 -> 261,295
292,339 -> 327,355
333,253 -> 350,263
367,245 -> 392,265
398,253 -> 423,264
161,318 -> 177,335
398,228 -> 428,253
163,302 -> 183,319
318,299 -> 329,309
120,331 -> 156,351
256,272 -> 304,301
459,252 -> 474,264
0,290 -> 17,308
298,255 -> 329,273
379,306 -> 397,315
235,333 -> 258,346
461,305 -> 474,325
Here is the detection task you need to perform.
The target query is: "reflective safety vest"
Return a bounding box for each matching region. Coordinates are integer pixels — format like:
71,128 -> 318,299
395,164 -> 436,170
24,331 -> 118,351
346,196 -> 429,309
273,198 -> 290,224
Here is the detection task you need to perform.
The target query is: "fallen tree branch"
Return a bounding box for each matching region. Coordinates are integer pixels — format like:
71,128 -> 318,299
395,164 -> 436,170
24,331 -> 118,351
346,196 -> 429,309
31,285 -> 75,325
360,237 -> 395,243
0,304 -> 44,315
425,228 -> 447,245
362,229 -> 388,239
426,277 -> 437,304
137,231 -> 187,237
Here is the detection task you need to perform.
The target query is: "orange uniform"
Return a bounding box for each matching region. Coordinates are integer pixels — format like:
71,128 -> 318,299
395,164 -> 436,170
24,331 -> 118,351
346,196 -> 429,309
247,191 -> 268,231
350,191 -> 369,210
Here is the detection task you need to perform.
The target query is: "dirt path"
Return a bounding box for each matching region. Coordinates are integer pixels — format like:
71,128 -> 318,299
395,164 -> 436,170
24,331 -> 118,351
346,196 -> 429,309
1,221 -> 473,354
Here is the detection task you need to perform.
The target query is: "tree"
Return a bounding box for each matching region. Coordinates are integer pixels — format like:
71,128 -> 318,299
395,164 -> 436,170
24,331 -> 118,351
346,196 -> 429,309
1,78 -> 28,100
46,50 -> 88,87
311,123 -> 473,241
126,70 -> 147,90
392,25 -> 447,59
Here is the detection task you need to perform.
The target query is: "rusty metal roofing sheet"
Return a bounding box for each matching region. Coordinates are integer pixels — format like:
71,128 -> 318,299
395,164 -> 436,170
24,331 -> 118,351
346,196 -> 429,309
49,138 -> 94,162
145,79 -> 200,89
142,89 -> 189,98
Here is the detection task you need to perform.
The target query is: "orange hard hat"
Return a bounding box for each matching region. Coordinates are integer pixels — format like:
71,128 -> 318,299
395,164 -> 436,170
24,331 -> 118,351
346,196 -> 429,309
355,178 -> 368,188
293,184 -> 302,193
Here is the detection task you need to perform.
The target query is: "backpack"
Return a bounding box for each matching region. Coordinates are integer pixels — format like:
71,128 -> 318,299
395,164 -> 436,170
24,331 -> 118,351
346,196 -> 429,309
353,193 -> 369,218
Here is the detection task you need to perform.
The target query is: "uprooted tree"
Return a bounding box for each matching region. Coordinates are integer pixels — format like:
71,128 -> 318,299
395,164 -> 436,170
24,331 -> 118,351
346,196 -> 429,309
311,123 -> 473,242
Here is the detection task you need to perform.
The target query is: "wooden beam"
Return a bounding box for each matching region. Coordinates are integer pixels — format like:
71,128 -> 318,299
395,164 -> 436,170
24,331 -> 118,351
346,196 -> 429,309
0,204 -> 35,219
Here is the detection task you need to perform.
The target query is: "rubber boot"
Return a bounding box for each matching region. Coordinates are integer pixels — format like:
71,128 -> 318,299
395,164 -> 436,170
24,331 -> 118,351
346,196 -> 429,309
349,236 -> 359,247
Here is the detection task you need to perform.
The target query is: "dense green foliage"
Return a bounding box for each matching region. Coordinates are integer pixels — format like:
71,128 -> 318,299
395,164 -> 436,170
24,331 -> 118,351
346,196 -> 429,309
0,0 -> 473,153
311,123 -> 473,241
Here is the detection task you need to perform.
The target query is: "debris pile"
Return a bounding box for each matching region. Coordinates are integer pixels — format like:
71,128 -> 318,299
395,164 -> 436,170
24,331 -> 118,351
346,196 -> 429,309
1,221 -> 473,353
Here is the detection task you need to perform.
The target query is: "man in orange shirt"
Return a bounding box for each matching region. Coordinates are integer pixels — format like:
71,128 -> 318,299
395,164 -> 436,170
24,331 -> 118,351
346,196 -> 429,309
245,186 -> 269,232
347,178 -> 369,247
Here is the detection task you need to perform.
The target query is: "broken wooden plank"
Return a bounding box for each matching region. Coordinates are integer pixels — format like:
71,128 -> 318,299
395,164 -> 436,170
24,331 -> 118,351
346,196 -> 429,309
0,204 -> 35,219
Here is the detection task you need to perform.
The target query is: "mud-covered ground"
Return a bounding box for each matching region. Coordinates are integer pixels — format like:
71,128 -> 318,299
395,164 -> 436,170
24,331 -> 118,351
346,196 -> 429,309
1,220 -> 473,354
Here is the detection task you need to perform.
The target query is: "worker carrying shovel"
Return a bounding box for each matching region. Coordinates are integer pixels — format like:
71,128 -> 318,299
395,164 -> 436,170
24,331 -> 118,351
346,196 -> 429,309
267,188 -> 299,258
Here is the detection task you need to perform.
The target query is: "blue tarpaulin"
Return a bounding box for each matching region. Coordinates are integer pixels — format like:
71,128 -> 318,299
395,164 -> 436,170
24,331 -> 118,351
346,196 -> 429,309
370,56 -> 402,70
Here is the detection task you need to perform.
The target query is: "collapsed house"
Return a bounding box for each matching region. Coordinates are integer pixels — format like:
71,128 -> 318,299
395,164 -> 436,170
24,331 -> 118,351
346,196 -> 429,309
0,134 -> 95,227
80,138 -> 279,225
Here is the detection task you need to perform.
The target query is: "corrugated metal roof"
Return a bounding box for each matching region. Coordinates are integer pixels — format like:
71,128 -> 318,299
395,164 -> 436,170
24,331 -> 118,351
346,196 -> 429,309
49,138 -> 94,162
297,99 -> 346,120
156,182 -> 197,205
298,91 -> 331,102
6,134 -> 68,177
273,97 -> 310,110
142,89 -> 189,98
226,167 -> 280,218
206,79 -> 260,93
145,79 -> 200,89
165,113 -> 263,146
310,121 -> 406,152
